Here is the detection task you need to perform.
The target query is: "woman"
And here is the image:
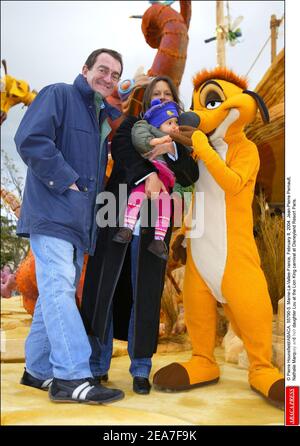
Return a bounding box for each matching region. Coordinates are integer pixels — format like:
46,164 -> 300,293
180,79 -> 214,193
81,76 -> 199,394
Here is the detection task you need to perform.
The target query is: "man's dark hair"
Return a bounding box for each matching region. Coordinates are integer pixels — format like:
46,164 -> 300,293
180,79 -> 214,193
84,48 -> 123,76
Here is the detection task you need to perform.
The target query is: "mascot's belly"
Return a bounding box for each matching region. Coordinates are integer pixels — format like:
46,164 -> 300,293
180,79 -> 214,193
191,150 -> 228,304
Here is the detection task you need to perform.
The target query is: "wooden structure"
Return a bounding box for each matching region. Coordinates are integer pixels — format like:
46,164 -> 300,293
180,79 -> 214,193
270,14 -> 282,63
246,49 -> 284,206
216,1 -> 226,66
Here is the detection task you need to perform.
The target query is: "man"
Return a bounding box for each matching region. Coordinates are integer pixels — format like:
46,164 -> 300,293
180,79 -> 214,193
15,49 -> 125,404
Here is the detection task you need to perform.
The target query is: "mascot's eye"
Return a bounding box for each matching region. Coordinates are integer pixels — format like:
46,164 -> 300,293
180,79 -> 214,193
206,100 -> 222,110
199,82 -> 226,108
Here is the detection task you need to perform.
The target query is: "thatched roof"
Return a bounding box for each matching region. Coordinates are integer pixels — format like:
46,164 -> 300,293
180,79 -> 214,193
254,49 -> 284,109
246,49 -> 284,206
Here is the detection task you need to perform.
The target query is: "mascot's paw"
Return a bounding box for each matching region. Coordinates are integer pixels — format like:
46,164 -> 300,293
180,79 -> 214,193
172,234 -> 187,265
153,362 -> 219,392
249,368 -> 284,410
268,379 -> 285,410
190,130 -> 211,160
251,378 -> 285,411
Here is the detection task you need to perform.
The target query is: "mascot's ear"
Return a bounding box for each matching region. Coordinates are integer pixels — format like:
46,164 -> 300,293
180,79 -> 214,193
243,90 -> 270,124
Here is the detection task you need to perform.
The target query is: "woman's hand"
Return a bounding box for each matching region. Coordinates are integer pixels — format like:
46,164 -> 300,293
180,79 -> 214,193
145,172 -> 167,198
144,141 -> 175,161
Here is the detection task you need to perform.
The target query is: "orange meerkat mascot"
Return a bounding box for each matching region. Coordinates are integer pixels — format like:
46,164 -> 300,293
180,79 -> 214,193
153,67 -> 284,409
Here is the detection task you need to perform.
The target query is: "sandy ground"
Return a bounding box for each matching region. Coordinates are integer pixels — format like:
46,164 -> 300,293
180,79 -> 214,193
1,297 -> 284,426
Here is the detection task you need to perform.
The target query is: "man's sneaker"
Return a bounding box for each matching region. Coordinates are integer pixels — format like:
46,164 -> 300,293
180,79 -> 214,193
20,369 -> 53,391
147,239 -> 169,261
112,227 -> 133,243
49,377 -> 124,404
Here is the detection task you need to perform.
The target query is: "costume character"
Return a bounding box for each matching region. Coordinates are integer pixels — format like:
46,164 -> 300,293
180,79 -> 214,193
153,67 -> 284,409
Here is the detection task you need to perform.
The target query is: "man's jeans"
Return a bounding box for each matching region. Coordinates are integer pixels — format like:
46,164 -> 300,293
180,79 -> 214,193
26,234 -> 92,380
89,235 -> 152,378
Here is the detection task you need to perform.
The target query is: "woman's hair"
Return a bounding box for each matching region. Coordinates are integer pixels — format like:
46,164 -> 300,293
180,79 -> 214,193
141,76 -> 184,115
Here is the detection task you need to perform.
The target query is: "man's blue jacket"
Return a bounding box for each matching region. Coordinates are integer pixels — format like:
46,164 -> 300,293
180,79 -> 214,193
15,74 -> 121,255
